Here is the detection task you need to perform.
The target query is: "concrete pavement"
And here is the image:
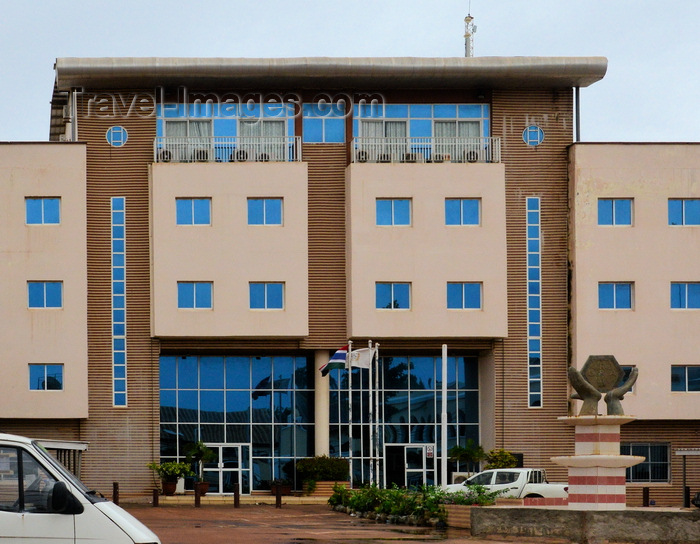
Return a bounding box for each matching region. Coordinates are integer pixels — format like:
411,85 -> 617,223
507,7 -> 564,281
124,503 -> 572,544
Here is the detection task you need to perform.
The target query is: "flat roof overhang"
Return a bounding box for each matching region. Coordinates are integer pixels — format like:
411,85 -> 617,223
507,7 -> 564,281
54,56 -> 608,91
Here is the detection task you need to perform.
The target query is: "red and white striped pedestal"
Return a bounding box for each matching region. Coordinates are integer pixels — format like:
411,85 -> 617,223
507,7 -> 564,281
552,416 -> 644,510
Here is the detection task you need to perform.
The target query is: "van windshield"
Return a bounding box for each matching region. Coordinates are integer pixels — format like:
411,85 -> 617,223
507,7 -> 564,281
31,441 -> 94,497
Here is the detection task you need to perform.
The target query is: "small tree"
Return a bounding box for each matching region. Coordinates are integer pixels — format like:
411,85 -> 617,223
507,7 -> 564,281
484,448 -> 518,469
296,455 -> 349,483
184,441 -> 216,481
448,439 -> 486,473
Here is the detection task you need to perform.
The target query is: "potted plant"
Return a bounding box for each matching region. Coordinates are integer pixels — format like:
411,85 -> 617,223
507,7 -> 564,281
185,441 -> 216,495
269,478 -> 293,496
147,461 -> 194,496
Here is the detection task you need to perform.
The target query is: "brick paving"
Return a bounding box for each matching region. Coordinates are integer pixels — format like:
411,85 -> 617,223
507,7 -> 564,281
124,503 -> 572,544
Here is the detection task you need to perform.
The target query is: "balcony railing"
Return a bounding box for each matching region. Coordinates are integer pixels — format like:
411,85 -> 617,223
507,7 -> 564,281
352,137 -> 501,164
153,136 -> 302,163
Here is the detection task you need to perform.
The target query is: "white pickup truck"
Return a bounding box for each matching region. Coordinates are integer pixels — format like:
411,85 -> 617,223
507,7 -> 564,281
444,468 -> 568,499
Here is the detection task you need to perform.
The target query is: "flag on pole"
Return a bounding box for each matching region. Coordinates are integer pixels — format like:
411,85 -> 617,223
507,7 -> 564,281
319,345 -> 348,376
348,347 -> 375,369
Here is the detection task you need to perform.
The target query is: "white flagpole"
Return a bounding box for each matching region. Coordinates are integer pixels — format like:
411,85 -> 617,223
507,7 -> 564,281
441,344 -> 448,488
347,340 -> 353,488
368,340 -> 374,487
374,342 -> 380,486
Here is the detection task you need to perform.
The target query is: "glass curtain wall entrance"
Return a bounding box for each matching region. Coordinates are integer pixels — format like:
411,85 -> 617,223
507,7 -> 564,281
328,354 -> 479,487
159,354 -> 314,493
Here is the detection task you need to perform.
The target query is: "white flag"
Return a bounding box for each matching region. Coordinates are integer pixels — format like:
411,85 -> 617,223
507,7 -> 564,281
348,347 -> 375,369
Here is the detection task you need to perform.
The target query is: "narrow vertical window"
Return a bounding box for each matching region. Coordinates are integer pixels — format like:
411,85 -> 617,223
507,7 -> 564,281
111,197 -> 127,407
526,197 -> 542,408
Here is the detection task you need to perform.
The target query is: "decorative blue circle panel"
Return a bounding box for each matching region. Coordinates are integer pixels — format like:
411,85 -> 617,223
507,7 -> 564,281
522,125 -> 545,146
106,126 -> 128,147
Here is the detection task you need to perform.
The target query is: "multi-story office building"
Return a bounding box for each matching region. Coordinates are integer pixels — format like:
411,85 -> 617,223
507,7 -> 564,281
0,56 -> 697,504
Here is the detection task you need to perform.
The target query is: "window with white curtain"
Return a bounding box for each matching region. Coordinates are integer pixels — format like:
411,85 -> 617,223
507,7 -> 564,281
239,120 -> 286,161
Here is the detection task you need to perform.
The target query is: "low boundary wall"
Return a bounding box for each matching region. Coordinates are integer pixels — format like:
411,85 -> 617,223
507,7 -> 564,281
470,506 -> 700,544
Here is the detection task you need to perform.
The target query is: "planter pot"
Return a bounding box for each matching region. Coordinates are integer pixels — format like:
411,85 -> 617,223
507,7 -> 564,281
194,481 -> 210,496
162,480 -> 178,496
270,484 -> 292,496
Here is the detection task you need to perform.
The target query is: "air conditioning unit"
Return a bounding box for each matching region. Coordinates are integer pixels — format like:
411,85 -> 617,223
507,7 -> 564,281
452,472 -> 473,484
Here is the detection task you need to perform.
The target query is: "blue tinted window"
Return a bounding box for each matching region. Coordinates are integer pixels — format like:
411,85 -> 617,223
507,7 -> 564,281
384,104 -> 409,118
325,119 -> 345,143
106,126 -> 128,147
523,125 -> 545,146
598,198 -> 632,226
376,282 -> 410,309
445,198 -> 480,225
26,198 -> 60,224
447,282 -> 481,309
599,282 -> 632,309
671,283 -> 700,309
28,281 -> 62,308
376,199 -> 410,226
249,282 -> 284,309
302,118 -> 323,143
29,364 -> 63,390
176,198 -> 210,225
669,199 -> 700,225
178,282 -> 212,309
248,198 -> 282,225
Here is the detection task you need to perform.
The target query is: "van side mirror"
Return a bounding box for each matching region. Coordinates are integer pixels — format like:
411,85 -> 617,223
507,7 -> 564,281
50,481 -> 84,515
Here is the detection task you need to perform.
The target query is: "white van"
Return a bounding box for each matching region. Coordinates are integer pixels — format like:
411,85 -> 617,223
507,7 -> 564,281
0,432 -> 160,543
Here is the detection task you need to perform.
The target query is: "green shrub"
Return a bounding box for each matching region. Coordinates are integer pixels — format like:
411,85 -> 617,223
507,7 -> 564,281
483,448 -> 518,469
327,482 -> 351,507
442,484 -> 503,505
296,455 -> 350,482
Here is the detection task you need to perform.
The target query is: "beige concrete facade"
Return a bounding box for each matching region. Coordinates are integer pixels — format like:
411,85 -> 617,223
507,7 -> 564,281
346,162 -> 508,339
0,143 -> 88,419
150,162 -> 309,338
569,143 -> 700,420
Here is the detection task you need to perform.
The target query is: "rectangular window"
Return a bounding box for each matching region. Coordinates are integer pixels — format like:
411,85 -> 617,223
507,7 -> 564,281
249,282 -> 284,309
670,282 -> 700,309
29,364 -> 63,390
621,443 -> 670,483
248,198 -> 283,225
447,282 -> 482,309
669,198 -> 700,226
25,197 -> 60,224
598,282 -> 633,309
176,198 -> 211,225
445,198 -> 480,225
671,366 -> 700,392
27,281 -> 62,308
375,282 -> 410,309
598,198 -> 632,226
111,197 -> 127,407
178,282 -> 213,309
376,199 -> 411,226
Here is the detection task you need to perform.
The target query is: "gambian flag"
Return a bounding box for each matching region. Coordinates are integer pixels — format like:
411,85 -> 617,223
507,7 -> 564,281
319,345 -> 348,376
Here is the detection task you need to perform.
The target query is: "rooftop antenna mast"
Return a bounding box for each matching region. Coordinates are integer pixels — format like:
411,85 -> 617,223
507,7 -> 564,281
464,4 -> 476,57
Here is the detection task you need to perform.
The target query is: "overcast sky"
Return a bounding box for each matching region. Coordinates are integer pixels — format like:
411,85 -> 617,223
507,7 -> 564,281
1,0 -> 698,142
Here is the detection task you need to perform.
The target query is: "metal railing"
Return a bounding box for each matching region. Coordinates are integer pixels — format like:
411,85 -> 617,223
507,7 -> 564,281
352,137 -> 501,164
153,136 -> 302,163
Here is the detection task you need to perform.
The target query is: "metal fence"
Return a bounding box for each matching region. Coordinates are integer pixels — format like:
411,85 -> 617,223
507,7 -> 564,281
352,137 -> 501,164
154,136 -> 302,163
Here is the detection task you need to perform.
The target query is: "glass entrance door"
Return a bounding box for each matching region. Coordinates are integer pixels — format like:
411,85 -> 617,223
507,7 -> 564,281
203,444 -> 251,494
384,444 -> 434,488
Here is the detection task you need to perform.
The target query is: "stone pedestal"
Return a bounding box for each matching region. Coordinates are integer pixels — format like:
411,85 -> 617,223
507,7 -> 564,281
551,416 -> 644,510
